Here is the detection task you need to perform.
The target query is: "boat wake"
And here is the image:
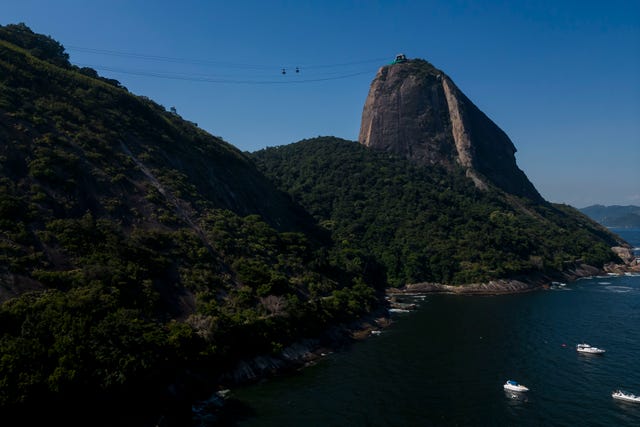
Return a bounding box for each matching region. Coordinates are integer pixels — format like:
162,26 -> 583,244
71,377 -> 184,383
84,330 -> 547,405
603,286 -> 634,293
505,390 -> 529,403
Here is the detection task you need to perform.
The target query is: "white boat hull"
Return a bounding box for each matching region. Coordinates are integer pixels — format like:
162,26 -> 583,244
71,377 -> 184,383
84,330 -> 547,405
504,384 -> 529,392
576,344 -> 605,354
612,392 -> 640,403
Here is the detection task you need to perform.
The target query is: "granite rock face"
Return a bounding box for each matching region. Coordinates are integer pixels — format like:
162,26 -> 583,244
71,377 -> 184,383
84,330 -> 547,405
359,59 -> 542,201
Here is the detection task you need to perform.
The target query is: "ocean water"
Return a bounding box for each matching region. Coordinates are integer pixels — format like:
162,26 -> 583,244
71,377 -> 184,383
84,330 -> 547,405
226,229 -> 640,426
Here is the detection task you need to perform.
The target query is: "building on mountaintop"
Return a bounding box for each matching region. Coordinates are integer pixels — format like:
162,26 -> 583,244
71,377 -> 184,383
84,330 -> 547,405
392,53 -> 407,64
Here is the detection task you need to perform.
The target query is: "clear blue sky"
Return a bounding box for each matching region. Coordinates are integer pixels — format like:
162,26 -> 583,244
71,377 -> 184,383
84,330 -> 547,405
3,0 -> 639,208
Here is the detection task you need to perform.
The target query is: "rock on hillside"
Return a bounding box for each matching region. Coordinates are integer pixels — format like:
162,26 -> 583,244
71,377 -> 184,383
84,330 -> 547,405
359,58 -> 542,201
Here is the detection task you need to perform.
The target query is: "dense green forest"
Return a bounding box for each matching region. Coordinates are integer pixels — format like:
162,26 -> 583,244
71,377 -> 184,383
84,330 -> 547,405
252,137 -> 622,287
0,24 -> 380,423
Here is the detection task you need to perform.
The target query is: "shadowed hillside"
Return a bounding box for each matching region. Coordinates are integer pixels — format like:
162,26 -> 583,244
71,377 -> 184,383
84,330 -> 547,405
0,24 -> 381,424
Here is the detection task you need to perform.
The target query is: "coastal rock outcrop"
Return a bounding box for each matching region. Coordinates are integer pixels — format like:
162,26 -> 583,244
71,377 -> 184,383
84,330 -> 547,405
359,58 -> 543,201
389,279 -> 541,295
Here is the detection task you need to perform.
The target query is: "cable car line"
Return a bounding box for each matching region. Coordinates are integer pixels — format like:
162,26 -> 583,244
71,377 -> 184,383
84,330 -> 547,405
68,45 -> 273,69
81,63 -> 373,84
67,45 -> 387,71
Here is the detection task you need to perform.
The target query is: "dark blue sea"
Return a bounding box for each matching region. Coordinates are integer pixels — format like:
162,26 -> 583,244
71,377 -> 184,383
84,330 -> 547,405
227,228 -> 640,426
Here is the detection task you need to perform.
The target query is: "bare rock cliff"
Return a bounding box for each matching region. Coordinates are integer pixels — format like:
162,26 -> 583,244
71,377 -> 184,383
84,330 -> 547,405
359,58 -> 542,201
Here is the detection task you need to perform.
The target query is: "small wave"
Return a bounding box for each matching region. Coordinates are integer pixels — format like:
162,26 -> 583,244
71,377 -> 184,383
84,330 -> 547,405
550,285 -> 572,291
604,286 -> 633,293
598,282 -> 612,285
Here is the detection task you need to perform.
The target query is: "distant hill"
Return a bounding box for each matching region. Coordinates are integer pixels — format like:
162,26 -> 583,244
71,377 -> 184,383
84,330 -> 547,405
580,205 -> 640,227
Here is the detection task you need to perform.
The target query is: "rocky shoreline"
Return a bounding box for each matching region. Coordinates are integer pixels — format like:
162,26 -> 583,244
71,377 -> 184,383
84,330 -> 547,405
388,250 -> 640,297
214,259 -> 640,384
190,312 -> 393,425
218,310 -> 392,387
387,264 -> 602,296
193,256 -> 640,424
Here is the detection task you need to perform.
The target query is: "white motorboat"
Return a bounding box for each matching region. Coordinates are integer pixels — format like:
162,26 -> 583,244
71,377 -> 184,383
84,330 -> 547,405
612,390 -> 640,403
576,343 -> 605,354
503,380 -> 529,392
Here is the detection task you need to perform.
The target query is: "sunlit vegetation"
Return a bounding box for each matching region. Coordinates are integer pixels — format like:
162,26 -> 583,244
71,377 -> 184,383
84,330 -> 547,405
252,137 -> 622,287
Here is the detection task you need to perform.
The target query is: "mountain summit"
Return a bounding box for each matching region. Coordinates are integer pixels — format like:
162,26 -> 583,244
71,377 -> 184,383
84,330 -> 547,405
359,58 -> 542,201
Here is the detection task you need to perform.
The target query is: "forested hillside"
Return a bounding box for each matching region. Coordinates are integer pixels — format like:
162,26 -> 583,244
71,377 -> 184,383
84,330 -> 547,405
0,24 -> 380,423
252,137 -> 623,287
